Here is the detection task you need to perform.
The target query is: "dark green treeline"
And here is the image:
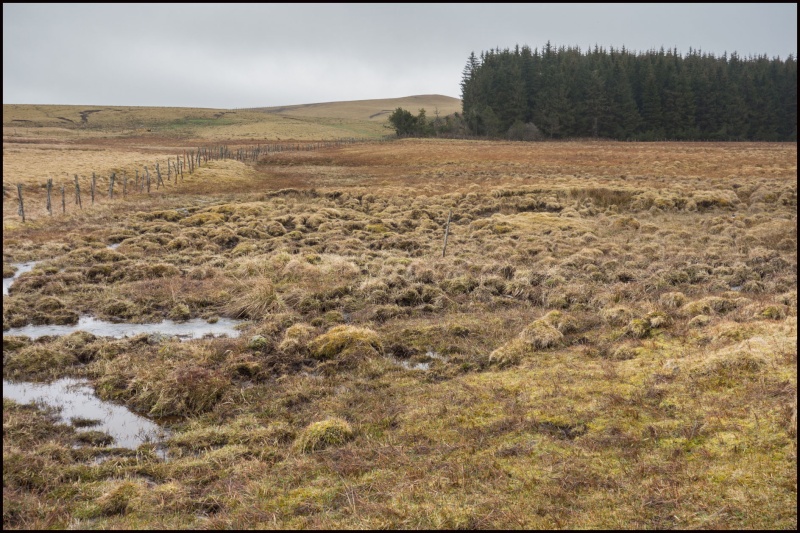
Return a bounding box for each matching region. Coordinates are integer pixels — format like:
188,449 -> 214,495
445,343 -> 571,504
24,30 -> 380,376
461,43 -> 797,141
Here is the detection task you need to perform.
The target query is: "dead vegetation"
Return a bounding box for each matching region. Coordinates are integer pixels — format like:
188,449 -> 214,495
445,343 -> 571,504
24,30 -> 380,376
2,124 -> 797,530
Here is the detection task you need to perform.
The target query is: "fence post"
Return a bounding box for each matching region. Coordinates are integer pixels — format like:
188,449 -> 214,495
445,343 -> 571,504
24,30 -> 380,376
145,167 -> 151,193
442,210 -> 452,258
109,173 -> 115,199
123,173 -> 127,197
91,173 -> 96,205
156,163 -> 163,188
61,185 -> 66,214
46,178 -> 53,215
74,175 -> 82,209
17,184 -> 25,222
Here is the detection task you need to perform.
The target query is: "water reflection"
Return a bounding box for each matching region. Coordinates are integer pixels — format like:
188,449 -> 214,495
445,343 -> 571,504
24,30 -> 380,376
3,261 -> 39,296
3,377 -> 169,453
4,316 -> 243,340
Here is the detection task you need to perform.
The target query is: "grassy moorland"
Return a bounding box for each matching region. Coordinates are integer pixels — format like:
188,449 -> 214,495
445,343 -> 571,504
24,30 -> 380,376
2,103 -> 797,529
2,95 -> 460,142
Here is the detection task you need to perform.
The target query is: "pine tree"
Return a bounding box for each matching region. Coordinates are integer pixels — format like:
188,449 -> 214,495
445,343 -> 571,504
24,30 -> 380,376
640,63 -> 663,137
460,52 -> 480,134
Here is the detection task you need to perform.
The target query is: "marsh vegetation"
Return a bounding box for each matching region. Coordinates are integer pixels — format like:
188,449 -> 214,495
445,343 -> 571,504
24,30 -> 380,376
2,104 -> 796,529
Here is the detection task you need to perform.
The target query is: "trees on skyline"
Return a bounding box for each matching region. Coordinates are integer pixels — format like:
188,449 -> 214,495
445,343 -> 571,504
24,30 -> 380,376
459,44 -> 797,141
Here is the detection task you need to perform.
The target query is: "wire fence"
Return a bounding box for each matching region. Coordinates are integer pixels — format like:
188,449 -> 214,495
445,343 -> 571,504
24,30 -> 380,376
3,137 -> 393,222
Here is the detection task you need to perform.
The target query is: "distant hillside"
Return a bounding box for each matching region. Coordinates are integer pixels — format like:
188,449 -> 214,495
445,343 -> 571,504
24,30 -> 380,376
254,95 -> 462,122
2,95 -> 463,141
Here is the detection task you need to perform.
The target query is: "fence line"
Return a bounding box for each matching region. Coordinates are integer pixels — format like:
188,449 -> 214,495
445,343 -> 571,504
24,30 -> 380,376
5,137 -> 391,221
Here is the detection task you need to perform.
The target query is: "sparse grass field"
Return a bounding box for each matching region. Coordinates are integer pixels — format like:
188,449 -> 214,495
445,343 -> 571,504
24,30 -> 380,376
2,103 -> 797,529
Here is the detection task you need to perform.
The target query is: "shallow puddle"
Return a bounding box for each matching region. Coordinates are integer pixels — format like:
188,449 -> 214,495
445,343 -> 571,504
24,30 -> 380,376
3,261 -> 40,296
3,316 -> 243,340
3,377 -> 169,453
395,359 -> 431,371
391,350 -> 446,371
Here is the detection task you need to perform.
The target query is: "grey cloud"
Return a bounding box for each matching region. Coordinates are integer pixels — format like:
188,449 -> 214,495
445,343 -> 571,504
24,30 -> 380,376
4,3 -> 796,107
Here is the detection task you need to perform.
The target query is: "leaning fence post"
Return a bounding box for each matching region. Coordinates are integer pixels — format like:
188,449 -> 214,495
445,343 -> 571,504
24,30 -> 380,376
442,210 -> 452,258
46,178 -> 53,216
75,175 -> 82,209
17,184 -> 25,222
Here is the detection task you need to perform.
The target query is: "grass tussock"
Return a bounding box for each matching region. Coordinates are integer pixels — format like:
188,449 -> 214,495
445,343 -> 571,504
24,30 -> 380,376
293,417 -> 355,453
308,325 -> 383,363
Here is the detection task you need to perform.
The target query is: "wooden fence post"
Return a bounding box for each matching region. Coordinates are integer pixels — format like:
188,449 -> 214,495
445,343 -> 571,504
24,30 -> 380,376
46,178 -> 53,215
74,175 -> 82,209
442,210 -> 452,258
156,163 -> 163,189
145,167 -> 151,193
91,173 -> 96,205
123,173 -> 127,197
17,184 -> 25,222
109,173 -> 115,199
61,185 -> 66,214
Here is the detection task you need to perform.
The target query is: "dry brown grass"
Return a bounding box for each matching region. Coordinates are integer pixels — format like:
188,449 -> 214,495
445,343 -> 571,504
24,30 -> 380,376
2,115 -> 796,530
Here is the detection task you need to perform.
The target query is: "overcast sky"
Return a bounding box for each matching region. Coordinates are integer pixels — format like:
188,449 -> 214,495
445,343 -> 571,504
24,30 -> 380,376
3,3 -> 797,108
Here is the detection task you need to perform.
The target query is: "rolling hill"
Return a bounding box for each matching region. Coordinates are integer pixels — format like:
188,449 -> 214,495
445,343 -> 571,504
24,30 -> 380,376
2,95 -> 462,141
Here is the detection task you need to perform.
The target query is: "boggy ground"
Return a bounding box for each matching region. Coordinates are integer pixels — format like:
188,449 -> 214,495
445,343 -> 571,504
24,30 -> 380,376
2,139 -> 797,529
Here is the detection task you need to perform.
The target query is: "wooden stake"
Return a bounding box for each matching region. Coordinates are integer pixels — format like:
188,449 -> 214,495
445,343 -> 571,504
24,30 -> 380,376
156,163 -> 163,188
442,210 -> 452,258
74,175 -> 82,209
17,184 -> 25,222
46,178 -> 53,215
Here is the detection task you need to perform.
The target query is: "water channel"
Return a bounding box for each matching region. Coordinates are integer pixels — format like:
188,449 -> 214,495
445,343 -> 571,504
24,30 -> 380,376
3,261 -> 39,296
4,316 -> 243,340
4,260 -> 243,455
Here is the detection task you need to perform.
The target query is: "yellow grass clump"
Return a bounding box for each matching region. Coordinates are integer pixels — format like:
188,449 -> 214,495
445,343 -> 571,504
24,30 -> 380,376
489,313 -> 564,367
293,417 -> 355,453
307,325 -> 383,361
